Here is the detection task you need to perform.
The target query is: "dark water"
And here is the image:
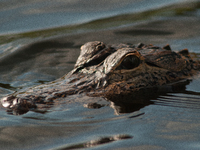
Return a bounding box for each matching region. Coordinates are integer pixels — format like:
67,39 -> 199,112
1,0 -> 200,149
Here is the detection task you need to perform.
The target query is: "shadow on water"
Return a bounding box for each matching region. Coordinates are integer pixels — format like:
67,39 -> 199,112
54,134 -> 133,150
105,79 -> 200,115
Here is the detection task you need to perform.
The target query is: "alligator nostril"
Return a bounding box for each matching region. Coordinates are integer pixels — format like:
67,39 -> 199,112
12,98 -> 20,106
1,96 -> 16,108
1,97 -> 10,108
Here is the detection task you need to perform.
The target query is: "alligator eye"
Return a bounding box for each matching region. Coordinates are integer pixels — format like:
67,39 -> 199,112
117,55 -> 140,70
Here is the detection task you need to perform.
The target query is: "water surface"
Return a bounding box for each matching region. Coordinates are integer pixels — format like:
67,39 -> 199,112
1,0 -> 200,150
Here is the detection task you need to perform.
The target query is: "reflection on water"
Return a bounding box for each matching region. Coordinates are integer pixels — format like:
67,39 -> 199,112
153,93 -> 200,109
0,75 -> 200,150
0,0 -> 191,35
1,76 -> 200,149
0,0 -> 200,150
55,134 -> 133,150
1,75 -> 200,149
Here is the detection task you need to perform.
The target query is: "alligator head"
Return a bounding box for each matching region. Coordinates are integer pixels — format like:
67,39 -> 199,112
1,41 -> 199,114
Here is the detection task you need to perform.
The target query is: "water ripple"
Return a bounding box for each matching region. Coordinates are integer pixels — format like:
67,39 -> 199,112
152,93 -> 200,109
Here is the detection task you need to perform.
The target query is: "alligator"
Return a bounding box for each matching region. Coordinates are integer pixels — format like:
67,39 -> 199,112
1,41 -> 199,114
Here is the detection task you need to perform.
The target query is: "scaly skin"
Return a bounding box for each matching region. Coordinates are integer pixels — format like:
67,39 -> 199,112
1,41 -> 199,114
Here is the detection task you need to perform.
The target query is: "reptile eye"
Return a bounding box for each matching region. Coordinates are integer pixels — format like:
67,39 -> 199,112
117,55 -> 140,70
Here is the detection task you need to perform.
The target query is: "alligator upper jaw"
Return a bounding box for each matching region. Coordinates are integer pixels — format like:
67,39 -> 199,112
1,95 -> 37,115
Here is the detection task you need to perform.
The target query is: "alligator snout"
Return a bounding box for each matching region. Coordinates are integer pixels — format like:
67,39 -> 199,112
1,96 -> 37,115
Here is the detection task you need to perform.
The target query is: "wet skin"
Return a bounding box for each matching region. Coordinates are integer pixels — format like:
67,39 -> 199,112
1,41 -> 199,114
